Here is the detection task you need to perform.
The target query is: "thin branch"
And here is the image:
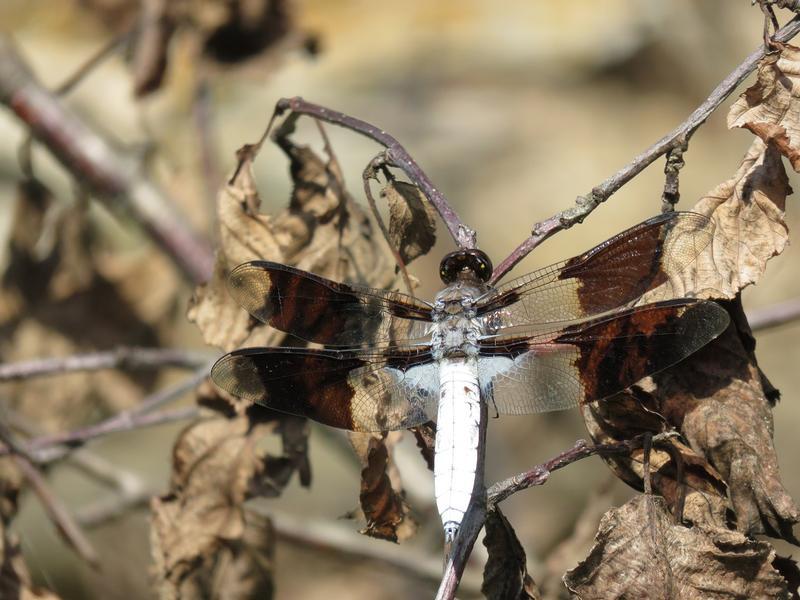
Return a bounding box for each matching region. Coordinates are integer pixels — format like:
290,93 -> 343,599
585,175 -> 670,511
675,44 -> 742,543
0,34 -> 214,284
0,422 -> 99,566
490,15 -> 800,283
437,435 -> 659,600
5,364 -> 210,462
4,409 -> 150,494
55,29 -> 135,97
747,297 -> 800,331
0,347 -> 217,381
273,96 -> 477,249
23,405 -> 200,463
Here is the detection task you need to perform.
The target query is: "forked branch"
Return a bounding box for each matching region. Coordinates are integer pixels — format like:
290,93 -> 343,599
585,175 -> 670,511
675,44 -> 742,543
489,14 -> 800,283
272,96 -> 477,249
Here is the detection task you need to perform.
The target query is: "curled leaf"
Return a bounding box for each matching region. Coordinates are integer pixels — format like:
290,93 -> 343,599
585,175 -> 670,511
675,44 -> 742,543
382,180 -> 437,268
351,431 -> 416,542
728,42 -> 800,171
482,508 -> 539,600
188,136 -> 394,352
564,496 -> 789,599
656,299 -> 799,542
152,414 -> 307,597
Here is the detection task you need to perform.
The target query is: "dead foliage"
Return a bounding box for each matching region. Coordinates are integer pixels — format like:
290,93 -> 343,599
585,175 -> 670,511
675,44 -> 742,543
572,42 -> 799,598
163,121 -> 426,595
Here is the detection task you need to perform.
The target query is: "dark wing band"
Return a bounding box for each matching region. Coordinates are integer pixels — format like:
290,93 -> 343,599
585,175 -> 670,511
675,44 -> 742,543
478,299 -> 729,414
229,261 -> 433,347
477,212 -> 716,331
211,346 -> 438,432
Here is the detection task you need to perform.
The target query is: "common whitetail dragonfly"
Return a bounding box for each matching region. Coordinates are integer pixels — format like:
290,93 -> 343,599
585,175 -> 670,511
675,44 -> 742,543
211,211 -> 729,543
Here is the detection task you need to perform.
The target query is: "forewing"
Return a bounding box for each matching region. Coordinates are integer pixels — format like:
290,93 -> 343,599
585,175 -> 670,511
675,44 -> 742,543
211,346 -> 438,432
478,212 -> 716,331
478,300 -> 729,415
228,261 -> 433,347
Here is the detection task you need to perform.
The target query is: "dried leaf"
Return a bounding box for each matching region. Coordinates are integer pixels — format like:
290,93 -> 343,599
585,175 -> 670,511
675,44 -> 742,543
636,138 -> 789,306
382,180 -> 437,267
655,299 -> 799,542
581,390 -> 729,527
728,42 -> 800,171
151,416 -> 286,597
411,422 -> 436,472
351,432 -> 416,542
170,511 -> 275,600
188,138 -> 394,352
482,508 -> 539,600
564,495 -> 789,599
773,555 -> 800,600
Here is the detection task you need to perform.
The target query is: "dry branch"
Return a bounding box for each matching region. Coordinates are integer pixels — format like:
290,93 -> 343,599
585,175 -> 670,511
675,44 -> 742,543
0,347 -> 216,381
273,96 -> 477,249
490,15 -> 800,283
0,34 -> 214,284
3,365 -> 211,462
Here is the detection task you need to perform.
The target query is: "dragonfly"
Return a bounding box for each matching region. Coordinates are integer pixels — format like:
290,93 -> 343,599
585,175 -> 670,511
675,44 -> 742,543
211,211 -> 730,544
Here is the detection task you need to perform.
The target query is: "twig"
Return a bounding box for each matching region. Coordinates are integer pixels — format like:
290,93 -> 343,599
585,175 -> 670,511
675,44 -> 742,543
436,435 -> 657,600
0,422 -> 99,566
4,409 -> 149,493
0,34 -> 214,284
5,364 -> 211,462
0,347 -> 217,381
747,297 -> 800,331
490,15 -> 800,283
55,30 -> 135,97
272,96 -> 477,249
23,405 -> 200,463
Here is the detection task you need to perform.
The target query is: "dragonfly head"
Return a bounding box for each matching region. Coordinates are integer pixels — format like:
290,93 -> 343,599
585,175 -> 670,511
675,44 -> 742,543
439,249 -> 492,284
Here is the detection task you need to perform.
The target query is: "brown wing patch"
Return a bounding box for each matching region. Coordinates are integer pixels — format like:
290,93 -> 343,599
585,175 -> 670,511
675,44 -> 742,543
477,213 -> 716,328
228,261 -> 432,347
555,300 -> 729,402
211,346 -> 436,432
477,300 -> 729,414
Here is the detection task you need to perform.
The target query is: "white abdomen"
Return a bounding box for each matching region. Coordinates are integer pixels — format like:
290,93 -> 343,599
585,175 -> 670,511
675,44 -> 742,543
434,357 -> 481,542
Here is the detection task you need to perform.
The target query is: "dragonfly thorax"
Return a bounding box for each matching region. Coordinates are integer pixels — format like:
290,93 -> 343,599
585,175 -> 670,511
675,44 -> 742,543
431,282 -> 485,360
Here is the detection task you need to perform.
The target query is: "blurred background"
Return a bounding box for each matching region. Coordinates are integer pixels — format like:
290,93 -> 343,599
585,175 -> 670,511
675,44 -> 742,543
1,1 -> 798,598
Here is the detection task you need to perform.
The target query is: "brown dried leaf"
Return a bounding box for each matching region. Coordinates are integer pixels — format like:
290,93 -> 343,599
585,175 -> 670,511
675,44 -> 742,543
411,422 -> 436,472
773,555 -> 800,600
655,299 -> 799,542
188,138 -> 394,352
637,138 -> 789,305
383,180 -> 437,267
350,431 -> 416,542
151,416 -> 279,595
564,495 -> 789,599
728,42 -> 800,171
581,390 -> 729,528
164,510 -> 275,600
482,508 -> 540,600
